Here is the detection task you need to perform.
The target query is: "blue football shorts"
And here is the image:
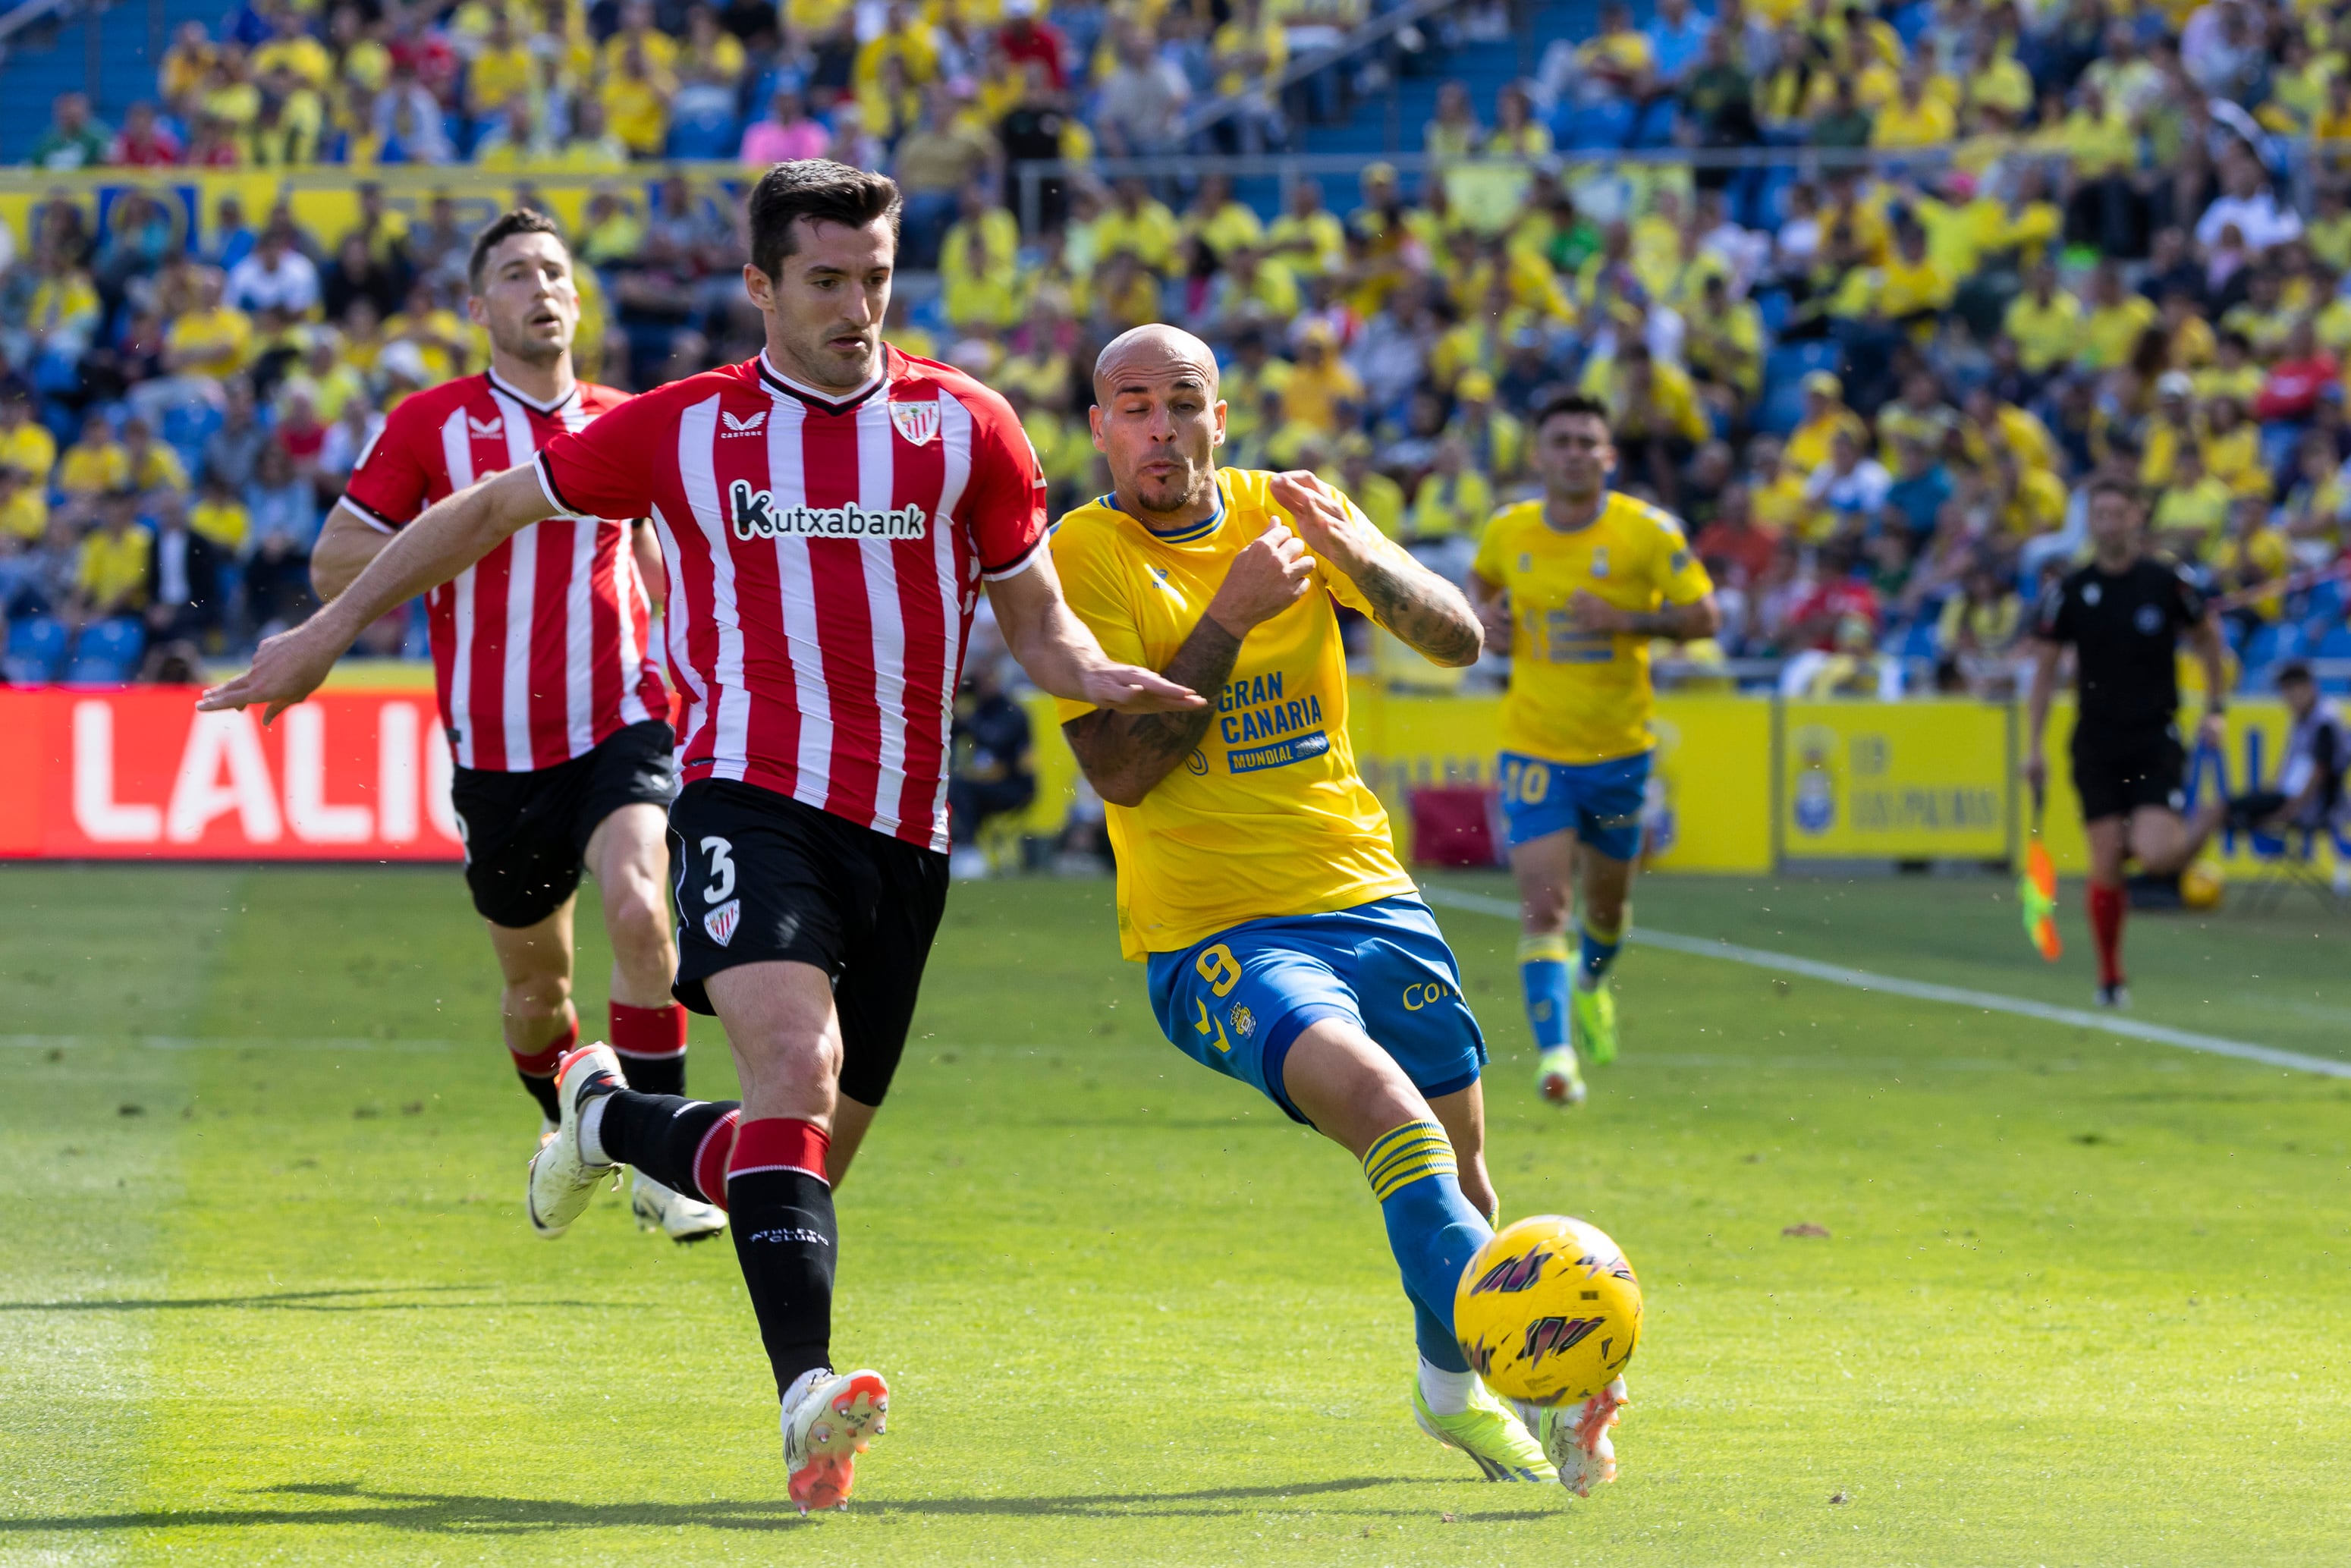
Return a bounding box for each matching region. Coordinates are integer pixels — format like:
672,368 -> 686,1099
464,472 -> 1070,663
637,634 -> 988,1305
1498,749 -> 1652,860
1146,895 -> 1487,1126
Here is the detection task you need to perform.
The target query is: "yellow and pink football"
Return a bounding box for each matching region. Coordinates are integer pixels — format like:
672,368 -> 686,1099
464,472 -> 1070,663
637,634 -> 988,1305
1454,1215 -> 1642,1405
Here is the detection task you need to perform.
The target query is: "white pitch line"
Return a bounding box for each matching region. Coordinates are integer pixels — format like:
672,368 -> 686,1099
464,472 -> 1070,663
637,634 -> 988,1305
1417,885 -> 2351,1079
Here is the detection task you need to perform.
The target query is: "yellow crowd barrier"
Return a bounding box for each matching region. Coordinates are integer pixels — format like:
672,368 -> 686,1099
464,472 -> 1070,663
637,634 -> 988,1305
1017,687 -> 2330,878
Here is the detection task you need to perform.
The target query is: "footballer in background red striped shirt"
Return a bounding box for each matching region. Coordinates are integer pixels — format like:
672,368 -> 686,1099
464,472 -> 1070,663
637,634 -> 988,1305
307,210 -> 724,1245
203,162 -> 1200,1510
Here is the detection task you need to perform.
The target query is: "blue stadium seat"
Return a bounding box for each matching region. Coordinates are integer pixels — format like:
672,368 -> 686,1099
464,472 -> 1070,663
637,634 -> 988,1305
1560,99 -> 1634,152
1755,378 -> 1809,436
667,86 -> 743,160
159,400 -> 221,450
1891,0 -> 1935,46
64,618 -> 145,684
2314,623 -> 2351,660
2241,620 -> 2285,673
2306,577 -> 2345,624
1765,339 -> 1843,388
4,615 -> 68,684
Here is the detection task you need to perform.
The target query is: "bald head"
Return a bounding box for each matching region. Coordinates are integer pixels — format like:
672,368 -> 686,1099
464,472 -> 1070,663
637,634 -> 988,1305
1092,324 -> 1220,407
1089,324 -> 1227,523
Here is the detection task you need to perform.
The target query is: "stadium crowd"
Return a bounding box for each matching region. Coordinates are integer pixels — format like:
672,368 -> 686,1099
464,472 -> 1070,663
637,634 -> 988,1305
3,0 -> 2351,696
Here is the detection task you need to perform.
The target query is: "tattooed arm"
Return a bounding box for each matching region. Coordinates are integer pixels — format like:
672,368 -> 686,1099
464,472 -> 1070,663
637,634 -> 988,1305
1064,520 -> 1314,808
1269,470 -> 1484,668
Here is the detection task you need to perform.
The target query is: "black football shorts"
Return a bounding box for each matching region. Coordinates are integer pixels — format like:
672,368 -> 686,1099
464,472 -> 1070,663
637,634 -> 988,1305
448,720 -> 677,929
2069,724 -> 2185,824
667,778 -> 950,1108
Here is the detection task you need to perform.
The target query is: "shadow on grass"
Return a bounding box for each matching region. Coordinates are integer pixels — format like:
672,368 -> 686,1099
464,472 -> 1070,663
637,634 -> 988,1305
0,1476 -> 1452,1533
0,1285 -> 614,1314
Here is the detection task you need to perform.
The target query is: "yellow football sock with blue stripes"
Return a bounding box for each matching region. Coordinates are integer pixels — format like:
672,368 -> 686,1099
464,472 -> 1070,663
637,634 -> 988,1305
1363,1120 -> 1492,1374
1577,910 -> 1626,990
1517,932 -> 1572,1051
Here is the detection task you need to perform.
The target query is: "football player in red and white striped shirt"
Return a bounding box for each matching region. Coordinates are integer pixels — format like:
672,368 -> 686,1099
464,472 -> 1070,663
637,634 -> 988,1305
202,162 -> 1198,1509
306,211 -> 723,1244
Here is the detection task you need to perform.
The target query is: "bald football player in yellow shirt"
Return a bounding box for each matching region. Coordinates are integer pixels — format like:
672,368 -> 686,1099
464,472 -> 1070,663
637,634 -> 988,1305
1467,394 -> 1720,1107
1052,325 -> 1631,1498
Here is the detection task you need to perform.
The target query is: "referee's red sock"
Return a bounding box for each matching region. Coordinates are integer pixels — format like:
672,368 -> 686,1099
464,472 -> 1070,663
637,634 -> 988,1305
508,1020 -> 577,1123
2087,881 -> 2126,988
611,1000 -> 690,1097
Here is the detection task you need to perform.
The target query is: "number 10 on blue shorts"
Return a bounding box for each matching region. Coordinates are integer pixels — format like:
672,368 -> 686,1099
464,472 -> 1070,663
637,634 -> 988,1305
1498,749 -> 1652,860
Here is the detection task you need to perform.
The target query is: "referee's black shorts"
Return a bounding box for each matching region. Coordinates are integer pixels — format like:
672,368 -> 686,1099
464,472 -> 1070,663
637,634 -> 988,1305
2069,724 -> 2186,824
449,719 -> 677,929
668,778 -> 949,1109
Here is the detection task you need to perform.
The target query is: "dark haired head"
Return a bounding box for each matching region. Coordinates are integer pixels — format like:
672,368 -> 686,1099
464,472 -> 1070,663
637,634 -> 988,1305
2275,659 -> 2315,687
467,209 -> 566,292
1533,389 -> 1611,435
2085,475 -> 2139,504
746,160 -> 901,281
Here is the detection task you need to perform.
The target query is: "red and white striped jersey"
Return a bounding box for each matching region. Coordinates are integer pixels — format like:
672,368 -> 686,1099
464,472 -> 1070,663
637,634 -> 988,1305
533,347 -> 1048,853
343,369 -> 668,772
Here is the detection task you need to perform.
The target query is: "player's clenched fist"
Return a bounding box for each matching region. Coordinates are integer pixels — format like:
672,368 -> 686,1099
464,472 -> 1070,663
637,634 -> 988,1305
1269,469 -> 1378,577
1206,520 -> 1315,637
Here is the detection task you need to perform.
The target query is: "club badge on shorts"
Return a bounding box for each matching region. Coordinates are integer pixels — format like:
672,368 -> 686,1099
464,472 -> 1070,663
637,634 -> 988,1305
703,897 -> 741,947
891,400 -> 941,446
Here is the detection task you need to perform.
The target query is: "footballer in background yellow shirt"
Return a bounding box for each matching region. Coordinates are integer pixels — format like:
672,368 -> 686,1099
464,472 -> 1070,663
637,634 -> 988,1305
1467,392 -> 1718,1108
1053,325 -> 1630,1495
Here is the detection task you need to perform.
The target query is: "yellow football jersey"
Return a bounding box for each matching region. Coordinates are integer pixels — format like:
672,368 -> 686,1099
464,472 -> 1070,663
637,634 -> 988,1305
1471,491 -> 1714,765
1051,467 -> 1417,960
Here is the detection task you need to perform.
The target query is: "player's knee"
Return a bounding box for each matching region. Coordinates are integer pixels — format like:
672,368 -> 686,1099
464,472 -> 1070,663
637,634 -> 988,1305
732,1025 -> 843,1111
1286,1026 -> 1427,1147
1519,885 -> 1572,932
604,883 -> 674,967
504,968 -> 572,1022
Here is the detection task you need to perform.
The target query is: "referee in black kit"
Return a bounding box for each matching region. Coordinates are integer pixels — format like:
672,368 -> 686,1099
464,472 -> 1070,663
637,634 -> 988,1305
2023,476 -> 2228,1008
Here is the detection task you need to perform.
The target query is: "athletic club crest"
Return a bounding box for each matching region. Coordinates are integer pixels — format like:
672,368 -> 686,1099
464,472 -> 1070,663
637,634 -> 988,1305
890,400 -> 941,446
703,897 -> 741,947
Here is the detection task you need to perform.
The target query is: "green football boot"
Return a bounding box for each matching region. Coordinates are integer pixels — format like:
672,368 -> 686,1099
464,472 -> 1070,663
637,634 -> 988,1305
1412,1378 -> 1557,1483
1535,1045 -> 1586,1107
1570,981 -> 1618,1065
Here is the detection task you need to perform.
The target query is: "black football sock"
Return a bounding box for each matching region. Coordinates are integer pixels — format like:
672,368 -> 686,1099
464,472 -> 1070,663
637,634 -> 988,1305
728,1117 -> 838,1398
590,1090 -> 740,1203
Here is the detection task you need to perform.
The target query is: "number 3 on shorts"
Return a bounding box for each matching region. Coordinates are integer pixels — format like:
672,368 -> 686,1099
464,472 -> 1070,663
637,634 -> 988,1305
699,835 -> 736,904
1195,942 -> 1242,996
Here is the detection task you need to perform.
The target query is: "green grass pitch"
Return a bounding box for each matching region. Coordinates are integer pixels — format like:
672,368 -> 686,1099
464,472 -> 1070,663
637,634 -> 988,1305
3,864 -> 2347,1565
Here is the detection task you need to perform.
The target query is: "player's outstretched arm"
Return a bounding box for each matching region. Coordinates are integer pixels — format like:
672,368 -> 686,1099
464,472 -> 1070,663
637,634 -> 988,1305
1063,520 -> 1312,808
198,466 -> 557,721
1268,470 -> 1482,668
986,548 -> 1205,716
310,504 -> 392,603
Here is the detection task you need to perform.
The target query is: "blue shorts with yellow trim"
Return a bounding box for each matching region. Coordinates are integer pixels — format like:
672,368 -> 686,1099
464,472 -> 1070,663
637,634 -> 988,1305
1146,896 -> 1487,1126
1498,749 -> 1651,859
